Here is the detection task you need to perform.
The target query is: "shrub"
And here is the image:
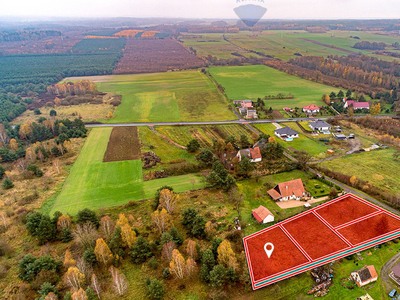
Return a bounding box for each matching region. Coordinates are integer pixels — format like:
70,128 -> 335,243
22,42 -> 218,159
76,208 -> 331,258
33,108 -> 41,115
130,236 -> 152,264
146,278 -> 164,300
162,267 -> 170,279
27,164 -> 44,177
147,256 -> 158,270
209,265 -> 226,288
83,248 -> 98,267
2,178 -> 14,190
186,139 -> 201,153
0,165 -> 5,179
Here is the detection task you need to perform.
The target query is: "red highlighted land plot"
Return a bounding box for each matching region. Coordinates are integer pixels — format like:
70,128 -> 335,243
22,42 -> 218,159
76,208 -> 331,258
243,194 -> 400,290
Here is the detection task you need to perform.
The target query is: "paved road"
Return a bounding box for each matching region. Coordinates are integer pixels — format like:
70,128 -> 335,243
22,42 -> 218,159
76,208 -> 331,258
381,251 -> 400,292
85,117 -> 330,128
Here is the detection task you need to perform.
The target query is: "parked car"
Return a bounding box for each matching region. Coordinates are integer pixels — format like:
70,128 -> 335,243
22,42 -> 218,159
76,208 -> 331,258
389,289 -> 397,298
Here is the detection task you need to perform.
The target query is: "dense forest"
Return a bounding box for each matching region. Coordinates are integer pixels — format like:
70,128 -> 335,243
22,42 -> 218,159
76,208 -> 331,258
0,30 -> 62,42
353,41 -> 387,50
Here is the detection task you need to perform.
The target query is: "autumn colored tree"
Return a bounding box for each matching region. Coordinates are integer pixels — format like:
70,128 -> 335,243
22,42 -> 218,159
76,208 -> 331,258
120,224 -> 137,248
162,241 -> 176,261
169,249 -> 185,279
217,240 -> 238,270
350,176 -> 358,187
159,189 -> 178,214
54,97 -> 61,106
205,221 -> 217,239
19,123 -> 31,140
57,215 -> 71,231
9,139 -> 18,151
347,106 -> 354,117
268,136 -> 276,144
151,209 -> 172,234
370,103 -> 381,115
71,288 -> 87,300
116,214 -> 129,228
53,159 -> 61,174
44,292 -> 58,300
110,266 -> 129,296
185,257 -> 197,277
94,238 -> 113,266
323,94 -> 331,105
107,111 -> 114,119
186,239 -> 198,260
64,267 -> 85,289
64,250 -> 76,269
25,147 -> 36,163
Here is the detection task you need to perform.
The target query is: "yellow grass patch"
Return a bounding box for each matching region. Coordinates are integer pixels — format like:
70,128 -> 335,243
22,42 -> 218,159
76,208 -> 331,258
373,174 -> 384,181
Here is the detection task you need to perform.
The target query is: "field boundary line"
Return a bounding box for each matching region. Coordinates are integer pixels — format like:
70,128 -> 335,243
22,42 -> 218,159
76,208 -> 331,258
312,211 -> 353,247
279,225 -> 313,262
334,210 -> 383,230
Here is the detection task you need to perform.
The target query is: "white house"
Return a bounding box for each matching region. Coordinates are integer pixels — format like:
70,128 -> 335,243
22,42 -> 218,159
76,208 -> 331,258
303,104 -> 320,114
309,120 -> 332,131
344,100 -> 370,110
351,265 -> 378,287
252,205 -> 274,224
275,127 -> 299,140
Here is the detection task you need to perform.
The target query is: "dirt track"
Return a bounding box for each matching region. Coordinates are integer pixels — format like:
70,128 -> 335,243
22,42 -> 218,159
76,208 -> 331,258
300,38 -> 359,55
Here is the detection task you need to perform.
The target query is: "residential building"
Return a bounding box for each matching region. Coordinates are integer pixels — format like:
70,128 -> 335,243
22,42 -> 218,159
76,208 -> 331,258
237,147 -> 262,163
389,261 -> 400,285
356,294 -> 374,300
275,127 -> 299,140
267,179 -> 306,201
303,104 -> 320,114
351,265 -> 378,287
344,100 -> 370,110
252,205 -> 274,224
246,109 -> 258,119
309,120 -> 332,131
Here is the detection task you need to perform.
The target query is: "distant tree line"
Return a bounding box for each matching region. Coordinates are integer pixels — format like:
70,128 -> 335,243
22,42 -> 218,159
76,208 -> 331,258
353,41 -> 387,50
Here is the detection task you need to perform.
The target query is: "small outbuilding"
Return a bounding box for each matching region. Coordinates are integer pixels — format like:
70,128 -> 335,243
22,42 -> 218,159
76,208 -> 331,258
252,205 -> 275,224
351,265 -> 378,287
335,134 -> 347,141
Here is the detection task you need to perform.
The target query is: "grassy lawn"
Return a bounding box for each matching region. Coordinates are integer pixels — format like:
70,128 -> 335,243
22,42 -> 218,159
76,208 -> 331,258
209,65 -> 339,110
255,123 -> 329,157
96,70 -> 236,123
49,127 -> 204,215
319,148 -> 400,194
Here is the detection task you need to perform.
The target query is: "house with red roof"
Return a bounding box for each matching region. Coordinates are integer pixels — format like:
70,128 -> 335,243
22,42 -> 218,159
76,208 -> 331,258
344,100 -> 370,110
303,104 -> 320,114
237,147 -> 262,163
267,179 -> 306,201
351,265 -> 378,287
252,205 -> 274,224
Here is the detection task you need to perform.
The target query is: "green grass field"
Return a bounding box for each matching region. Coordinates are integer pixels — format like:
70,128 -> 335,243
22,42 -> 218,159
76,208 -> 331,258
49,128 -> 204,214
255,123 -> 329,157
209,65 -> 339,109
96,70 -> 236,123
319,148 -> 400,194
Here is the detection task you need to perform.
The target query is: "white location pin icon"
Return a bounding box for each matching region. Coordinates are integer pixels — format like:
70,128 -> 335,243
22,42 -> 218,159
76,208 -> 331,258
264,243 -> 274,258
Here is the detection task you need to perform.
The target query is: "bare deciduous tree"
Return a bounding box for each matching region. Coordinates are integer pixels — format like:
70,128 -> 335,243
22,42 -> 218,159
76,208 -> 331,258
109,266 -> 129,296
72,222 -> 99,250
90,273 -> 102,299
162,241 -> 176,261
99,216 -> 115,241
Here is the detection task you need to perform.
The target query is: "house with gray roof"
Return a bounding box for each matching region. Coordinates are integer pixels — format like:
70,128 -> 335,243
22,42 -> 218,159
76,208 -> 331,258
275,127 -> 299,140
309,121 -> 332,131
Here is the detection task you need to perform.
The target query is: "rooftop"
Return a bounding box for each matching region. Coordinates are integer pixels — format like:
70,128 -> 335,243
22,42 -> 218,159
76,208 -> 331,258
275,127 -> 298,136
267,178 -> 305,200
252,205 -> 274,222
309,120 -> 331,128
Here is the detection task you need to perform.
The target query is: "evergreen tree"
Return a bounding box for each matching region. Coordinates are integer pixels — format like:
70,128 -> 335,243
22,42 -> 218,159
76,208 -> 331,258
206,161 -> 236,191
36,215 -> 57,245
209,265 -> 226,288
239,135 -> 251,149
76,208 -> 99,227
2,178 -> 14,190
337,90 -> 345,98
39,282 -> 57,298
85,286 -> 97,300
130,236 -> 152,264
146,278 -> 164,300
329,92 -> 337,99
0,165 -> 5,179
169,227 -> 183,247
198,149 -> 214,166
109,227 -> 125,258
83,248 -> 98,267
211,238 -> 223,259
61,226 -> 72,243
191,215 -> 206,238
346,89 -> 352,98
200,249 -> 215,282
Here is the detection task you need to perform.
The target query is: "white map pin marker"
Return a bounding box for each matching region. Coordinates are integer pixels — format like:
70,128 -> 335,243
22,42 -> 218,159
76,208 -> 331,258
264,243 -> 274,258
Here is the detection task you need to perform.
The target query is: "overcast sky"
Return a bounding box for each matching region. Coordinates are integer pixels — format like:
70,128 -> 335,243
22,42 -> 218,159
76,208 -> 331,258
2,0 -> 400,19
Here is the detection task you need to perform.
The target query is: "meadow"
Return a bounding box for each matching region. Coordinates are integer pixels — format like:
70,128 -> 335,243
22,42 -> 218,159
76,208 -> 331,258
50,127 -> 204,215
319,148 -> 400,194
209,65 -> 339,109
254,123 -> 329,157
96,70 -> 236,123
155,124 -> 253,148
